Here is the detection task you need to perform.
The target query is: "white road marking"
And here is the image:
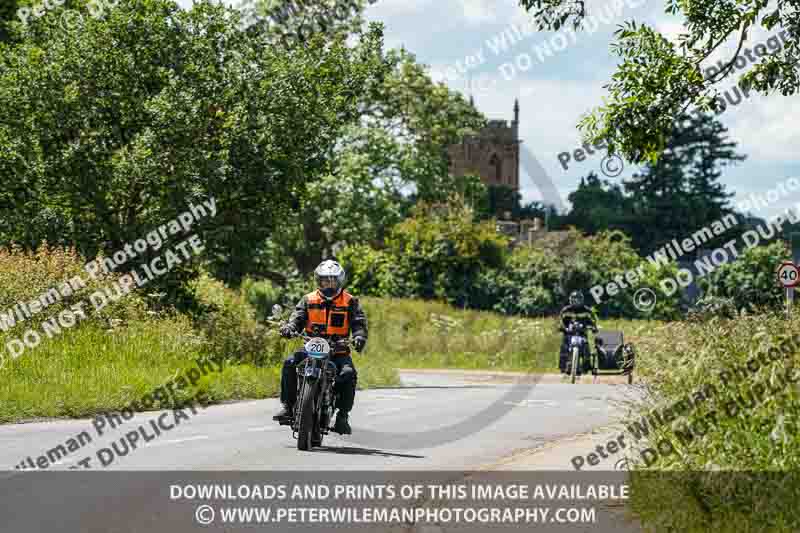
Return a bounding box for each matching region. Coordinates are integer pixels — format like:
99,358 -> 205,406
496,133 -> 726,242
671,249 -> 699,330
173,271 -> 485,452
148,435 -> 210,447
370,394 -> 417,401
366,407 -> 405,416
503,400 -> 559,408
247,426 -> 281,432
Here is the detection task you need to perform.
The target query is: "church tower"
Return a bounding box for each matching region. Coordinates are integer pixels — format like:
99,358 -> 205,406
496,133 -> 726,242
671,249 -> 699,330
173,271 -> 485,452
447,99 -> 521,190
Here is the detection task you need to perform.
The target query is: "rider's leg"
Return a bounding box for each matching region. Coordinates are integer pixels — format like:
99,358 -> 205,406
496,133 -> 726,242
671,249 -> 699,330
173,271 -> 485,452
273,350 -> 307,420
559,337 -> 569,372
333,355 -> 357,434
582,344 -> 592,373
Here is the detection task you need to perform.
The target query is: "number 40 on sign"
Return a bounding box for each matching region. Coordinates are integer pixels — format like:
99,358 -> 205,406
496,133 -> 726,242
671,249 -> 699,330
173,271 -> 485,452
777,261 -> 800,288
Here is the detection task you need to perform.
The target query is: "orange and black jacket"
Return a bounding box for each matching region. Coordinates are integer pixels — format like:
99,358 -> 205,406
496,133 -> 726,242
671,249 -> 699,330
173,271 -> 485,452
286,290 -> 368,351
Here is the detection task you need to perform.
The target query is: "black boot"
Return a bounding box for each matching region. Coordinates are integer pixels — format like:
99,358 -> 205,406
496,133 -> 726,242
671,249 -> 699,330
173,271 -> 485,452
333,411 -> 351,435
272,403 -> 293,422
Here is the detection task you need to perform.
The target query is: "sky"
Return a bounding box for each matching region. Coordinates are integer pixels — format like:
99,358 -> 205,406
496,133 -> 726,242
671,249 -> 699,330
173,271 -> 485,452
178,0 -> 800,220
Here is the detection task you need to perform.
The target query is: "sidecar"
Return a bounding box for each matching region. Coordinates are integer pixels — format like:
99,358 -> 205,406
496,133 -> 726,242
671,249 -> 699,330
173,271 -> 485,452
593,330 -> 635,384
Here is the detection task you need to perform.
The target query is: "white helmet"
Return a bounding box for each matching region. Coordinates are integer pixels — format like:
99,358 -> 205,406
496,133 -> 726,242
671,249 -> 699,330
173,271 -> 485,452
315,260 -> 346,300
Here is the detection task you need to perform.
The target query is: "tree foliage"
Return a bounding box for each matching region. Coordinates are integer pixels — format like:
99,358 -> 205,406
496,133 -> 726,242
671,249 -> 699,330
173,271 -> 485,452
0,0 -> 388,291
257,47 -> 488,277
519,0 -> 799,163
562,113 -> 744,254
697,240 -> 791,313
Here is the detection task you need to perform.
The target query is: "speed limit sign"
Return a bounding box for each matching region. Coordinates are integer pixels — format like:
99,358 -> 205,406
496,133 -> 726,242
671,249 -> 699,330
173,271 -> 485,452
777,261 -> 800,288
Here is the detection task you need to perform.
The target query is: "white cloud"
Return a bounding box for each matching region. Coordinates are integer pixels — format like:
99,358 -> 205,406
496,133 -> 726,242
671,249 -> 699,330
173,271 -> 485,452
725,92 -> 800,162
654,20 -> 687,46
367,0 -> 433,17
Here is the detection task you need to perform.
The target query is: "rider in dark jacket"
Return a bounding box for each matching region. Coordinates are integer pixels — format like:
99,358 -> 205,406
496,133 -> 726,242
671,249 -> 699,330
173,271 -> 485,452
272,260 -> 367,435
558,291 -> 598,373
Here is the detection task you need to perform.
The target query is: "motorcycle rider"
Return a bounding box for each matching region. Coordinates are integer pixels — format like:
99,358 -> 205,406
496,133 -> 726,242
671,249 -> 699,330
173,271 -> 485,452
272,260 -> 367,435
558,291 -> 598,374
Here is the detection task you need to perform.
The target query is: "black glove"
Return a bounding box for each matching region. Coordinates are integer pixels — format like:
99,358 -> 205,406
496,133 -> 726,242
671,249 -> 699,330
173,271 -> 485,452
279,324 -> 296,339
353,336 -> 366,352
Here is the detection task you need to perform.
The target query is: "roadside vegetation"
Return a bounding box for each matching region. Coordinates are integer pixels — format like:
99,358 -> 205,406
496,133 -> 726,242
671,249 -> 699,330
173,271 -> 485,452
1,246 -> 658,423
625,305 -> 800,531
0,246 -> 399,423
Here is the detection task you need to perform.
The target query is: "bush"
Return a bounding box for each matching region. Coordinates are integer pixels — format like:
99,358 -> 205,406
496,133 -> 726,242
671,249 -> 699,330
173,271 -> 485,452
0,243 -> 149,336
488,245 -> 560,316
241,277 -> 283,320
190,273 -> 282,366
340,201 -> 509,308
489,230 -> 682,319
338,245 -> 410,298
697,240 -> 790,313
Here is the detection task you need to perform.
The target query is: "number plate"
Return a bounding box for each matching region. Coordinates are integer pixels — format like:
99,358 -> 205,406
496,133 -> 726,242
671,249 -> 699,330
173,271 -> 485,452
304,337 -> 331,356
304,366 -> 321,378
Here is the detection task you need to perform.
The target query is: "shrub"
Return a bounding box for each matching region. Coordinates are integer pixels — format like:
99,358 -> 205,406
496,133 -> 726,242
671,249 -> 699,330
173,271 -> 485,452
338,244 -> 410,298
491,230 -> 682,319
190,273 -> 282,366
241,277 -> 283,320
697,240 -> 790,313
0,243 -> 149,337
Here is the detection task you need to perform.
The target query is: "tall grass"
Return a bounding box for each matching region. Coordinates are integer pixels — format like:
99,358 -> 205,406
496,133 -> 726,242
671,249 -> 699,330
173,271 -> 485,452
626,311 -> 800,532
346,297 -> 655,373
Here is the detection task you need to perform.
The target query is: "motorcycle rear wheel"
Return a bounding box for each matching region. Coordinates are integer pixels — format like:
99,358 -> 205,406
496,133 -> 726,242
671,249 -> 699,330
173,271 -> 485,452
297,382 -> 316,451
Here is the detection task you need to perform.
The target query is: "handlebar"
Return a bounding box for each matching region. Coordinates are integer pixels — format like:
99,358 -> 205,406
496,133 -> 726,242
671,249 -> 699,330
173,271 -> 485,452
287,328 -> 351,349
281,323 -> 353,346
563,322 -> 597,334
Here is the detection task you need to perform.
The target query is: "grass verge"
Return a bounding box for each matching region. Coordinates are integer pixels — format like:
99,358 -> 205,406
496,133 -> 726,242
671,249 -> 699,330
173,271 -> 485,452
624,311 -> 800,532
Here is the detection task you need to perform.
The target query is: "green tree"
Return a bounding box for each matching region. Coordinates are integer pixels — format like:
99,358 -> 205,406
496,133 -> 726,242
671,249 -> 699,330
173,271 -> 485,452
697,240 -> 791,312
520,0 -> 799,163
340,198 -> 509,309
623,113 -> 742,253
563,172 -> 633,235
0,0 -> 387,292
0,0 -> 19,43
254,0 -> 372,49
256,47 -> 488,277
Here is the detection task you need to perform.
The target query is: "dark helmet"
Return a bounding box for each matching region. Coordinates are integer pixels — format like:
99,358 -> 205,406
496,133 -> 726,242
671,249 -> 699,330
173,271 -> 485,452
315,260 -> 346,300
569,291 -> 584,306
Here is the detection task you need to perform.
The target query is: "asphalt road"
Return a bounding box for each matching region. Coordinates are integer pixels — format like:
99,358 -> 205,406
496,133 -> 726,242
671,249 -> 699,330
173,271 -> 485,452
0,370 -> 639,472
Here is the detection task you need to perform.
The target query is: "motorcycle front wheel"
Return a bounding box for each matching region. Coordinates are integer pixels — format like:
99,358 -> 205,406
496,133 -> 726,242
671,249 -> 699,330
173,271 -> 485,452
570,346 -> 579,384
297,382 -> 316,451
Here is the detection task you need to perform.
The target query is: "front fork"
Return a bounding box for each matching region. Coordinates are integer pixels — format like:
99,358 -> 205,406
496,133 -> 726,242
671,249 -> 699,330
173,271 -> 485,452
293,359 -> 337,433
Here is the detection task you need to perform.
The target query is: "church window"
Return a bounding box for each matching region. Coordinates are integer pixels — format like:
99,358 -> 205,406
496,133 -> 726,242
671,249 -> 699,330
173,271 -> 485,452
489,153 -> 502,184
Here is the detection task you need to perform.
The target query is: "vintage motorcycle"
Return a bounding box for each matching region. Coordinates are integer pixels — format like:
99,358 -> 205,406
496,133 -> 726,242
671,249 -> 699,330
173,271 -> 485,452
563,321 -> 592,384
270,316 -> 349,451
269,305 -> 352,451
559,320 -> 636,385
